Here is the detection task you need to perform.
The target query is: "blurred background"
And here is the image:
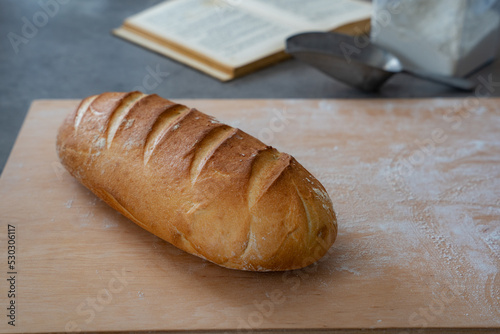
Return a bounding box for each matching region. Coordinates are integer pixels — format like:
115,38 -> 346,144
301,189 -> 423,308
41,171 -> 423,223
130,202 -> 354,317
1,0 -> 500,174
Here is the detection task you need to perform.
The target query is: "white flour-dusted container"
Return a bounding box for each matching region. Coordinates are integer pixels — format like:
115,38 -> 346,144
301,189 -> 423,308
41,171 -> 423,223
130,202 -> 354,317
371,0 -> 500,77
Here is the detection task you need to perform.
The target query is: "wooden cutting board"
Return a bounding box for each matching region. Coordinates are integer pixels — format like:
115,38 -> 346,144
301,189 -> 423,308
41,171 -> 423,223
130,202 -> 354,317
0,98 -> 498,333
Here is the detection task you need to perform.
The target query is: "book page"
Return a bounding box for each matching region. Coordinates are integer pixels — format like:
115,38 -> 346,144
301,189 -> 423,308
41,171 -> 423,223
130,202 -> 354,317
125,0 -> 301,68
242,0 -> 372,31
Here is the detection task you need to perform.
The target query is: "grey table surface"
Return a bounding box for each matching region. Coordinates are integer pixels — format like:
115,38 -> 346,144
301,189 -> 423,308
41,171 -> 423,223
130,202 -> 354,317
1,0 -> 500,174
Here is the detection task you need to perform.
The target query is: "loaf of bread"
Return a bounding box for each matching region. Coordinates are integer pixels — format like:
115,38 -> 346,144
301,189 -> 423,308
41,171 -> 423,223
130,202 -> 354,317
56,92 -> 337,271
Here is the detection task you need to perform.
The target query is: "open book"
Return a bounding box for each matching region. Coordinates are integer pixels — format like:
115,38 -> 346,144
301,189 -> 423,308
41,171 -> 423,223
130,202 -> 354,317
114,0 -> 372,81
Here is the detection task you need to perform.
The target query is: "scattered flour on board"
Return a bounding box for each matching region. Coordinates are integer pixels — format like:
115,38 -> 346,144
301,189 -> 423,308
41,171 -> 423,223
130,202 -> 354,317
278,99 -> 499,317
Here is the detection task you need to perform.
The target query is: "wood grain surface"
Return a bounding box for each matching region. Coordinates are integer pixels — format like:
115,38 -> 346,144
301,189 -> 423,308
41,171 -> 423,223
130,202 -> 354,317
0,98 -> 498,333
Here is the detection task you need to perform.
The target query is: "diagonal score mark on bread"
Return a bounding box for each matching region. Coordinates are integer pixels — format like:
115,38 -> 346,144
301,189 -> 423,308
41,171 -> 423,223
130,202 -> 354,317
105,92 -> 147,149
292,180 -> 313,237
247,147 -> 291,209
239,223 -> 257,262
74,95 -> 98,131
143,104 -> 191,165
189,125 -> 238,184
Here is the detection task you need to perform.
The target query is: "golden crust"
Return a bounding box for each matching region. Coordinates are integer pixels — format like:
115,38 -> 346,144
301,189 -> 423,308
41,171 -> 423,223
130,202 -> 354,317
56,92 -> 337,271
